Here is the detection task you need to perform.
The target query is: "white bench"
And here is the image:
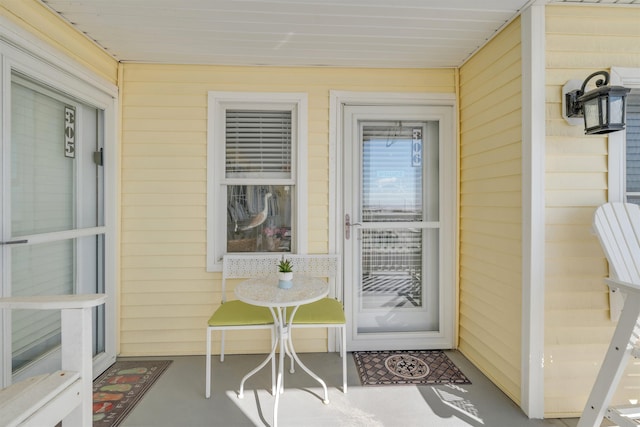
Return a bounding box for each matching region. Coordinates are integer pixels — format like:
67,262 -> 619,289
0,294 -> 106,427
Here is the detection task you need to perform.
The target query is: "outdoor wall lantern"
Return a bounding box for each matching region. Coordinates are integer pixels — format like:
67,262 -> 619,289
563,70 -> 631,135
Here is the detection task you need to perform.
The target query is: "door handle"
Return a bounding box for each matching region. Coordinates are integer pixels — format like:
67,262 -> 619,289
345,214 -> 361,240
0,239 -> 28,245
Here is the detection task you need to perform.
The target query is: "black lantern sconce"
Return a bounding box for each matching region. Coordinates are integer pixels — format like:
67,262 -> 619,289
563,70 -> 631,135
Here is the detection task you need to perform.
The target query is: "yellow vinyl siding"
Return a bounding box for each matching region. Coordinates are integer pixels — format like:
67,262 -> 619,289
458,18 -> 523,404
544,4 -> 640,417
0,0 -> 117,84
119,64 -> 456,356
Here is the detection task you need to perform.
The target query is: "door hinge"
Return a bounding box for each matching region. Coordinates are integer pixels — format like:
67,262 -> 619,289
94,148 -> 104,166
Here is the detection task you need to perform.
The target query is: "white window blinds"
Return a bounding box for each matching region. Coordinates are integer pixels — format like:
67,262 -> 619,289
225,109 -> 292,179
626,91 -> 640,198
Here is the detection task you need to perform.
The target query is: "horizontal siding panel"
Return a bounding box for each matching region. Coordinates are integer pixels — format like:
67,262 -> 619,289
461,230 -> 521,254
121,243 -> 205,256
121,304 -> 214,319
546,255 -> 606,277
122,280 -> 215,294
545,190 -> 606,207
546,206 -> 596,225
461,127 -> 522,158
121,255 -> 205,269
121,193 -> 204,206
546,276 -> 607,293
121,267 -> 213,281
461,163 -> 521,183
461,219 -> 520,238
546,156 -> 607,172
545,291 -> 609,311
122,131 -> 206,144
546,173 -> 606,190
462,143 -> 521,167
122,156 -> 207,170
545,240 -> 604,258
461,191 -> 521,208
460,206 -> 521,223
461,177 -> 521,194
123,143 -> 206,157
461,248 -> 521,284
545,223 -> 593,241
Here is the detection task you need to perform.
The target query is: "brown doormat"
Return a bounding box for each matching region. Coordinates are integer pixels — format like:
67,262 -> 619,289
92,360 -> 172,427
353,350 -> 471,386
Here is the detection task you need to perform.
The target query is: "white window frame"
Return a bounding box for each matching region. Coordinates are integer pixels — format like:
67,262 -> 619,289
606,67 -> 640,321
206,92 -> 308,272
609,67 -> 640,203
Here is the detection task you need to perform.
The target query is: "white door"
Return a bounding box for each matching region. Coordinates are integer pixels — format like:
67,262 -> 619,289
342,103 -> 456,351
1,71 -> 111,384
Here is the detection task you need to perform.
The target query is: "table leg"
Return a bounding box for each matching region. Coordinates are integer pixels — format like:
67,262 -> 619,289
238,329 -> 279,399
273,309 -> 286,427
286,328 -> 330,404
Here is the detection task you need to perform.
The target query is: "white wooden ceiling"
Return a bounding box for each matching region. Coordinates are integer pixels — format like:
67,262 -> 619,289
39,0 -> 640,68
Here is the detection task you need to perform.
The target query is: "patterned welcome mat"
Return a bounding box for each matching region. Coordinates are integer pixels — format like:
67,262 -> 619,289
92,360 -> 172,427
353,350 -> 471,386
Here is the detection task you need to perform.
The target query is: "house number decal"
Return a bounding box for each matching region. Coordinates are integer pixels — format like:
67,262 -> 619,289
412,128 -> 422,167
64,105 -> 76,158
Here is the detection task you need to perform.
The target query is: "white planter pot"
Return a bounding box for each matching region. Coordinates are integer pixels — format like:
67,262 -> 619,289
278,272 -> 293,289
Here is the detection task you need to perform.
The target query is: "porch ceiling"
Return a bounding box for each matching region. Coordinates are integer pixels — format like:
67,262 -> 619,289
38,0 -> 640,68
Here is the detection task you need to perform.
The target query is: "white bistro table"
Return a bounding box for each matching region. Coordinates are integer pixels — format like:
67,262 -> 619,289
234,274 -> 330,426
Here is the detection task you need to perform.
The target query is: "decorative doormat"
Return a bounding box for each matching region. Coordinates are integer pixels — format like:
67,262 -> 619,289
353,350 -> 471,386
92,360 -> 172,427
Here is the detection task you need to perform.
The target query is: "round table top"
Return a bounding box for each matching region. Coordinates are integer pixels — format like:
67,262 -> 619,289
234,275 -> 329,308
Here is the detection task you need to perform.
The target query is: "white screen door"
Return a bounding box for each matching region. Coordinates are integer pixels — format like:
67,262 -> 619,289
1,72 -> 107,383
342,103 -> 455,351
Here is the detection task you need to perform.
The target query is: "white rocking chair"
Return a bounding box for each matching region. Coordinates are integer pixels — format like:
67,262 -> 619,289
578,202 -> 640,427
0,294 -> 106,427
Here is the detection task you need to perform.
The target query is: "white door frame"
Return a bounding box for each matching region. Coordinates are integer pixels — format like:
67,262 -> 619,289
0,16 -> 118,385
329,91 -> 457,351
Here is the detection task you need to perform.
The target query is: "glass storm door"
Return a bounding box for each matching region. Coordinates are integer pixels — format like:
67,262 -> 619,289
343,104 -> 455,351
1,73 -> 106,384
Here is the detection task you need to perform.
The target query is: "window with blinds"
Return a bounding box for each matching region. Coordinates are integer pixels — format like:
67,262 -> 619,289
225,110 -> 292,179
208,93 -> 306,268
626,91 -> 640,204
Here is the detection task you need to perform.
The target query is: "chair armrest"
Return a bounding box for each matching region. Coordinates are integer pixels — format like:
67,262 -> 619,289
0,294 -> 106,310
605,278 -> 640,296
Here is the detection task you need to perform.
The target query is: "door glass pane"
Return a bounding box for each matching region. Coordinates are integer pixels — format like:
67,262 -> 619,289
11,80 -> 75,235
362,125 -> 423,222
357,121 -> 440,334
8,73 -> 105,376
11,240 -> 73,371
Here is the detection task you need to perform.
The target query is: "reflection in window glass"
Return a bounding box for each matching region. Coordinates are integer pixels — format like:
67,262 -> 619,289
227,185 -> 292,253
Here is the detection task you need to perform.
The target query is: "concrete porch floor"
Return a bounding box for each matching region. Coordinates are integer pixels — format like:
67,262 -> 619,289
118,351 -> 610,427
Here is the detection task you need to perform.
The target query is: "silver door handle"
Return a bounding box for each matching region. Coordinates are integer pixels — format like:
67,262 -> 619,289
345,214 -> 361,240
0,239 -> 28,245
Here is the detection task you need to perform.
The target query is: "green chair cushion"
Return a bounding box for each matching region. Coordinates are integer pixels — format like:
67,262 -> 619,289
288,298 -> 345,324
207,300 -> 274,326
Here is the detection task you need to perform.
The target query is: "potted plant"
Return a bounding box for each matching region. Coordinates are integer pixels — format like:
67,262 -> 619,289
277,257 -> 293,289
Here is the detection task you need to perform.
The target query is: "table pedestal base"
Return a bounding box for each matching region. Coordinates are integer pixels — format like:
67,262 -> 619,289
238,307 -> 329,427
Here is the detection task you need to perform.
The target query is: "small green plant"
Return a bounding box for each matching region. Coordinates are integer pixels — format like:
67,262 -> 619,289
278,257 -> 293,273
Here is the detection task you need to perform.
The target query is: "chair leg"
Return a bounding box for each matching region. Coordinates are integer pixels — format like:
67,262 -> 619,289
220,330 -> 226,362
341,325 -> 347,393
205,327 -> 212,398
